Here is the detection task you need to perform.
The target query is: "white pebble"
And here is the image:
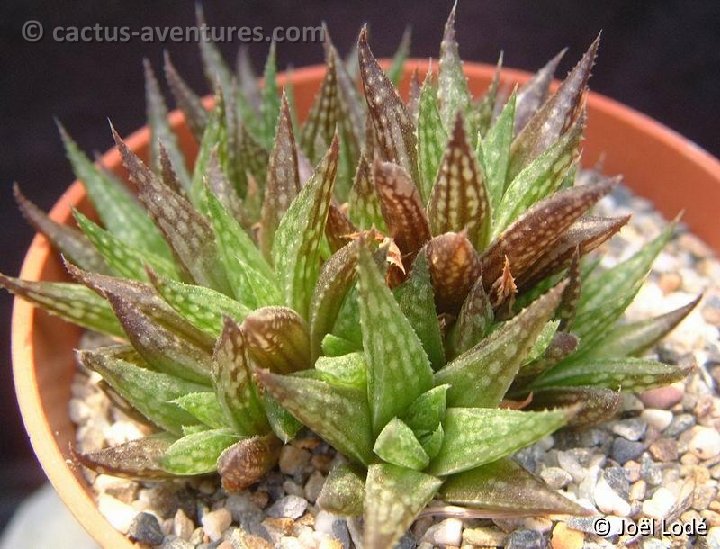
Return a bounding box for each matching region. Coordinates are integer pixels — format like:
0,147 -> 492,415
689,427 -> 720,460
594,476 -> 631,517
641,409 -> 674,431
201,507 -> 232,542
642,487 -> 676,519
97,494 -> 138,534
423,518 -> 463,547
174,508 -> 194,541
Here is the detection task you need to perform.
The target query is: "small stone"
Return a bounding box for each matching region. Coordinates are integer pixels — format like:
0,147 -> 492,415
659,272 -> 682,294
463,526 -> 506,546
314,511 -> 350,549
693,485 -> 718,511
539,467 -> 573,489
639,384 -> 684,409
665,413 -> 696,437
594,476 -> 631,517
641,409 -> 674,431
649,438 -> 679,462
708,526 -> 720,548
681,453 -> 700,465
641,454 -> 663,485
174,508 -> 194,541
689,427 -> 720,459
643,487 -> 676,519
565,517 -> 596,534
249,491 -> 270,509
603,466 -> 629,498
263,517 -> 295,535
702,510 -> 720,527
311,453 -> 334,474
267,495 -> 308,519
611,418 -> 647,441
127,512 -> 164,545
422,518 -> 463,546
98,494 -> 138,534
505,528 -> 545,549
556,451 -> 585,482
158,537 -> 193,549
624,461 -> 642,482
304,471 -> 326,503
550,522 -> 584,549
202,508 -> 232,542
611,438 -> 645,465
283,480 -> 304,497
278,445 -> 311,476
629,480 -> 646,501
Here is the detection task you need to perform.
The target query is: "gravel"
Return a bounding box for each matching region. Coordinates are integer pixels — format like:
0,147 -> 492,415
70,183 -> 720,548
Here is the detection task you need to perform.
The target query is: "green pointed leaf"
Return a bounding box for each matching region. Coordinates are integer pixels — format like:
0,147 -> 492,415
374,418 -> 429,471
417,76 -> 447,204
197,6 -> 234,94
160,428 -> 239,475
428,407 -> 569,475
529,357 -> 691,392
236,45 -> 261,111
438,6 -> 471,132
348,155 -> 386,231
59,125 -> 169,257
481,90 -> 517,209
260,42 -> 281,149
402,385 -> 448,436
260,95 -> 301,258
317,463 -> 366,516
436,283 -> 565,408
164,51 -> 207,141
75,434 -> 176,480
514,49 -> 565,134
428,112 -> 492,250
243,307 -> 311,374
473,53 -> 502,138
113,129 -> 231,294
588,296 -> 700,358
78,348 -> 205,434
256,369 -> 374,465
516,331 -> 579,382
273,137 -> 339,319
315,352 -> 367,388
148,271 -> 250,337
144,59 -> 191,190
394,252 -> 445,370
202,185 -> 280,308
509,37 -> 598,179
374,160 -> 430,267
204,149 -> 248,226
524,320 -> 560,365
358,27 -> 420,186
386,26 -> 411,85
364,464 -> 442,549
556,248 -> 582,331
0,275 -> 123,337
190,103 -> 223,204
218,434 -> 282,492
439,457 -> 589,516
446,276 -> 493,359
479,179 -> 616,293
73,211 -> 180,282
14,185 -> 108,273
357,241 -> 433,433
174,392 -> 226,429
261,393 -> 303,443
426,232 -> 481,313
321,334 -> 361,356
407,68 -> 421,123
527,387 -> 622,429
493,114 -> 584,235
212,318 -> 269,435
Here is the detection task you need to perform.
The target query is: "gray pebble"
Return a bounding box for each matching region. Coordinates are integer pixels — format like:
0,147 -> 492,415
127,512 -> 164,545
611,438 -> 645,464
664,413 -> 696,437
641,454 -> 663,486
643,537 -> 671,549
157,536 -> 194,549
539,467 -> 572,490
565,517 -> 596,534
603,466 -> 630,498
611,418 -> 647,441
505,528 -> 545,549
266,495 -> 308,519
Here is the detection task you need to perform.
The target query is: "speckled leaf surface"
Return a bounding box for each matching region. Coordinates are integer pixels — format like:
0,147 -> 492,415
217,434 -> 282,492
446,276 -> 493,359
437,7 -> 471,132
481,90 -> 516,210
160,428 -> 240,475
426,232 -> 480,313
317,463 -> 366,517
373,418 -> 429,471
417,76 -> 447,204
164,52 -> 207,141
76,434 -> 176,480
173,392 -> 226,430
243,307 -> 311,374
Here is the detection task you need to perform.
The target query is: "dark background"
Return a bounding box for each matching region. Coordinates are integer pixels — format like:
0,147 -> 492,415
1,0 -> 719,532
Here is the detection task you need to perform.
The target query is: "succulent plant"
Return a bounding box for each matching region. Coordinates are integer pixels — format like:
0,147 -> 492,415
3,6 -> 699,547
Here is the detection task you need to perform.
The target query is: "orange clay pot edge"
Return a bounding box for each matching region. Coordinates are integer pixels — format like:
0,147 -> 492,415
11,61 -> 720,547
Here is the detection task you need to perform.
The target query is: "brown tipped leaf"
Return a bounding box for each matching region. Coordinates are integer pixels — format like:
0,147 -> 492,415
528,388 -> 622,429
514,49 -> 566,134
426,232 -> 481,313
438,6 -> 471,131
218,434 -> 282,492
325,201 -> 357,253
348,154 -> 386,231
242,307 -> 311,374
446,276 -> 494,359
75,434 -> 176,480
164,51 -> 208,141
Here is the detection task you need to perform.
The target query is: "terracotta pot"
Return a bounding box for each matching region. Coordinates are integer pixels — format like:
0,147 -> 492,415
12,61 -> 720,547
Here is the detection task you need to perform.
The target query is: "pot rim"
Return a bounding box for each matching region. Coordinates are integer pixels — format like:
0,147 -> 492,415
11,60 -> 720,547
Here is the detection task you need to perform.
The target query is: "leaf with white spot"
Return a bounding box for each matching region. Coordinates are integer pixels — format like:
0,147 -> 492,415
481,90 -> 516,210
14,185 -> 108,273
357,240 -> 433,433
317,463 -> 366,516
439,457 -> 589,516
428,113 -> 491,250
173,392 -> 226,429
348,155 -> 386,231
260,42 -> 281,149
59,125 -> 169,257
527,387 -> 622,429
260,94 -> 301,258
446,276 -> 493,359
437,6 -> 471,132
325,202 -> 357,253
164,51 -> 207,141
529,357 -> 691,392
74,211 -> 180,282
273,137 -> 338,320
218,434 -> 282,492
514,49 -> 565,135
315,353 -> 367,388
160,428 -> 240,475
493,114 -> 584,235
190,103 -> 223,204
204,150 -> 247,228
78,348 -> 206,434
148,271 -> 250,336
473,53 -> 502,137
428,407 -> 569,475
0,274 -> 123,337
435,283 -> 565,408
358,27 -> 420,186
426,232 -> 481,313
363,464 -> 442,549
255,369 -> 374,465
242,307 -> 311,374
212,318 -> 270,435
373,418 -> 429,471
401,385 -> 448,437
417,75 -> 447,204
75,434 -> 176,480
394,252 -> 445,370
